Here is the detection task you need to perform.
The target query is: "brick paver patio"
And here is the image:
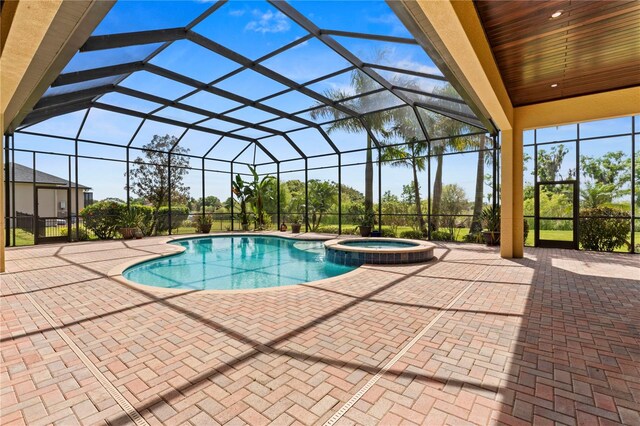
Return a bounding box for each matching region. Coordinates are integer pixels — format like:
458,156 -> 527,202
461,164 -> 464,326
1,234 -> 639,425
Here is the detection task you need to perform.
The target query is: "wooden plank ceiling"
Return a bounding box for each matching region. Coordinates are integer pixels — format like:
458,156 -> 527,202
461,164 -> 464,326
474,0 -> 640,106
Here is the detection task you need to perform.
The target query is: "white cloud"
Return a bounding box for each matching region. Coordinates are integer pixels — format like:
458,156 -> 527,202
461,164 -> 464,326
290,36 -> 309,50
366,13 -> 397,26
357,45 -> 442,79
365,13 -> 410,37
245,10 -> 290,34
391,59 -> 442,78
228,9 -> 246,17
380,60 -> 448,94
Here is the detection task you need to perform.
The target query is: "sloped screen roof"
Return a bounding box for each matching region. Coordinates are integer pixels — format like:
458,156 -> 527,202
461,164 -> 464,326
17,0 -> 491,164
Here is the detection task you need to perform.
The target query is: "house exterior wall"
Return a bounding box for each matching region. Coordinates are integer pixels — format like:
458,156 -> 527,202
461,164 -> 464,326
10,183 -> 85,217
13,183 -> 34,215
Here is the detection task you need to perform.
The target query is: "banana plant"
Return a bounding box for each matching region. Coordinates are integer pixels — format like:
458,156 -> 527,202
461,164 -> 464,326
247,165 -> 275,230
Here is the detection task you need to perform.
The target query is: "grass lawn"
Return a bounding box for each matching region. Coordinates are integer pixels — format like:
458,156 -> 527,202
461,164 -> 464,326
172,220 -> 233,235
128,227 -> 640,253
11,228 -> 35,246
526,229 -> 639,253
9,222 -> 638,254
526,230 -> 573,245
165,224 -> 640,252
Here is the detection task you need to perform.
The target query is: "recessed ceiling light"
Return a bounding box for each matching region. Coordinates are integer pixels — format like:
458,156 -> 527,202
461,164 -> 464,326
551,83 -> 558,88
551,10 -> 563,18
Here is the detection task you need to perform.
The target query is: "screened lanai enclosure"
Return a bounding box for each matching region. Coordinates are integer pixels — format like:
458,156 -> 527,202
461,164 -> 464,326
3,0 -> 635,253
4,0 -> 499,246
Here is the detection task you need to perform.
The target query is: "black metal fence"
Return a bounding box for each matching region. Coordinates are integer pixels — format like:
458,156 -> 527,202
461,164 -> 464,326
6,209 -> 637,253
6,212 -> 236,246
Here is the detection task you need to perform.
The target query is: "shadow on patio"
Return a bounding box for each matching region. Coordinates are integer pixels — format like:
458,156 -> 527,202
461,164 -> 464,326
493,250 -> 640,424
2,240 -> 638,424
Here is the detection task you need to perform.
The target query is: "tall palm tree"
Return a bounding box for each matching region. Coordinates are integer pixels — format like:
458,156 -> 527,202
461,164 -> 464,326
309,70 -> 395,221
469,135 -> 494,234
426,115 -> 475,230
380,109 -> 429,233
421,85 -> 482,231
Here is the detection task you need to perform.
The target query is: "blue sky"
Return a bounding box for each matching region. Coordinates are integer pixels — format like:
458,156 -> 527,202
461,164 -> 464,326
13,1 -> 639,204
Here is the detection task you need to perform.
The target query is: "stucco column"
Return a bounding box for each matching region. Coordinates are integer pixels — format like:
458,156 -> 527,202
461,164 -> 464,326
1,116 -> 5,272
0,0 -> 113,272
500,129 -> 524,258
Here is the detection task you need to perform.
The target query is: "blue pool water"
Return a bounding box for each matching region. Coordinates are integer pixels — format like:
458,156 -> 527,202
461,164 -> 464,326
339,240 -> 418,249
123,236 -> 355,290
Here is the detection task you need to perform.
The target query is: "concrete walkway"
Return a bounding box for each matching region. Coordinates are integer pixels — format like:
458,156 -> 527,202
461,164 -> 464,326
1,234 -> 639,425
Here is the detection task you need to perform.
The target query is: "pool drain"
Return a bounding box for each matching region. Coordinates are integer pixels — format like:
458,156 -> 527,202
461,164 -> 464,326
323,262 -> 496,426
10,279 -> 149,426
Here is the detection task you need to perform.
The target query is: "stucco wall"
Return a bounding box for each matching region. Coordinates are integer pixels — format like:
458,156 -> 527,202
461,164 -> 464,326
10,183 -> 85,217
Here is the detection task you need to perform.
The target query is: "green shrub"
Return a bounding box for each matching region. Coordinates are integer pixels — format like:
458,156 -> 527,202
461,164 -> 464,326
463,232 -> 484,243
481,205 -> 500,232
117,209 -> 143,229
195,213 -> 213,233
156,205 -> 189,232
80,200 -> 126,239
579,207 -> 630,252
60,227 -> 90,241
340,227 -> 359,235
381,228 -> 397,238
431,230 -> 454,241
523,218 -> 530,242
130,204 -> 154,236
260,213 -> 273,230
316,225 -> 339,234
400,230 -> 423,240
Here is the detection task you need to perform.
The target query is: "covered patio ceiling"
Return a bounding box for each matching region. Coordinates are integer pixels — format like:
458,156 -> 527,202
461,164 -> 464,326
475,0 -> 640,106
13,0 -> 494,165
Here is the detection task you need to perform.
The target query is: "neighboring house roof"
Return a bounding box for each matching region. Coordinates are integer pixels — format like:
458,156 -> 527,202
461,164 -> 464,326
6,163 -> 91,189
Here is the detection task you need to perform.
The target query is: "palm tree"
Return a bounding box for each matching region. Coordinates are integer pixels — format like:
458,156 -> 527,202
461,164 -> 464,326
380,109 -> 429,233
426,115 -> 475,230
309,70 -> 395,221
231,173 -> 251,229
421,85 -> 481,231
469,135 -> 494,234
580,182 -> 616,209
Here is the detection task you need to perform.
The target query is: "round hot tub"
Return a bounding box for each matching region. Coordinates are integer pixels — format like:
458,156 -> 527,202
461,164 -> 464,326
324,238 -> 435,266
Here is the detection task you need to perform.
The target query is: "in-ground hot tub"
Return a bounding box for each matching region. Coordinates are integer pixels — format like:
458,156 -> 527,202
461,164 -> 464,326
324,238 -> 435,266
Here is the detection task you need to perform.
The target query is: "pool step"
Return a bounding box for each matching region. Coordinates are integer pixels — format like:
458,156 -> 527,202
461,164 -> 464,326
293,241 -> 325,255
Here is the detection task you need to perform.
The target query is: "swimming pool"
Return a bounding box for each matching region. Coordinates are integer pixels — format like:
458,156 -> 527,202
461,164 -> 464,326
123,235 -> 355,290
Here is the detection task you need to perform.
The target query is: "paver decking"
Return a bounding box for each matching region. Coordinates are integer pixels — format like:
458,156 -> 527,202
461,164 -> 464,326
1,234 -> 639,425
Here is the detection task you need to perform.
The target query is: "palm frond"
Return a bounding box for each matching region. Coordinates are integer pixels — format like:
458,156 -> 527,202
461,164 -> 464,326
309,89 -> 352,122
323,117 -> 365,134
380,145 -> 411,167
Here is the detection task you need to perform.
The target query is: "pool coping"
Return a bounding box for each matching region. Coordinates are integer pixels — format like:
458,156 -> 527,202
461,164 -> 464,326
324,237 -> 436,254
107,232 -> 370,294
